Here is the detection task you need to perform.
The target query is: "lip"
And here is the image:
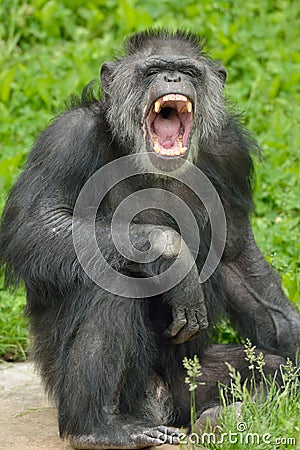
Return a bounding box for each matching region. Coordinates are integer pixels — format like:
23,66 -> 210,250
145,93 -> 193,159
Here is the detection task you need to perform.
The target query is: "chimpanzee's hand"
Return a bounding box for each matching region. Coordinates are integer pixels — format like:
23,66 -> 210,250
124,224 -> 209,344
162,300 -> 208,344
151,227 -> 208,344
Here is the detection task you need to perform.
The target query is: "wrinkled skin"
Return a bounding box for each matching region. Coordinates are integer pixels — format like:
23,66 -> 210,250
0,29 -> 299,449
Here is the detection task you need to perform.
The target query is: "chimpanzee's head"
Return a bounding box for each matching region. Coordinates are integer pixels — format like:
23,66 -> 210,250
100,29 -> 227,171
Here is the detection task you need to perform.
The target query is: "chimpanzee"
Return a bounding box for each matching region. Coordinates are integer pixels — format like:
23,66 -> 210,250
1,29 -> 299,449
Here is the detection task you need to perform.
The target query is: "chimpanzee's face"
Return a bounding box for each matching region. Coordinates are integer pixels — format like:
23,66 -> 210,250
101,38 -> 227,171
139,56 -> 197,160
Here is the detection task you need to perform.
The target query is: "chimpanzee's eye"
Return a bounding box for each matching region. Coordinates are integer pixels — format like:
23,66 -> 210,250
145,68 -> 161,77
182,67 -> 199,78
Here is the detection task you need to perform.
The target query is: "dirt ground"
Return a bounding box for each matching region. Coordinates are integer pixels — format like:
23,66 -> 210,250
0,362 -> 178,450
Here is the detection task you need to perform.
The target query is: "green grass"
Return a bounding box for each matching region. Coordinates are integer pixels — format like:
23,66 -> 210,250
0,277 -> 28,361
0,0 -> 299,361
183,344 -> 300,449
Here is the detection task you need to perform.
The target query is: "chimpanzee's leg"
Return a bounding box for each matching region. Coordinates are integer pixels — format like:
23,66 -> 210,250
169,344 -> 284,427
222,226 -> 300,359
56,289 -> 180,449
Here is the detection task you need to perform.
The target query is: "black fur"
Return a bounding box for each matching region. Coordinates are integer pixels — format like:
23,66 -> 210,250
1,30 -> 299,449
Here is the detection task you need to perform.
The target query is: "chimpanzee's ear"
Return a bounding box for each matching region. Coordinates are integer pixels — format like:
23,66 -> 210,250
100,62 -> 115,92
216,65 -> 227,86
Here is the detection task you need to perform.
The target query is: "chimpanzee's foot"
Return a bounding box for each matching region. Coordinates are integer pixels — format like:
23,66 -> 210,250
194,402 -> 243,432
69,423 -> 181,449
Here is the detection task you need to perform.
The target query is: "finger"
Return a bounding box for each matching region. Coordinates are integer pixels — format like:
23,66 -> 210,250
169,320 -> 200,344
156,425 -> 181,437
144,426 -> 180,444
197,310 -> 209,329
162,318 -> 187,339
162,307 -> 187,339
170,309 -> 200,343
169,329 -> 194,344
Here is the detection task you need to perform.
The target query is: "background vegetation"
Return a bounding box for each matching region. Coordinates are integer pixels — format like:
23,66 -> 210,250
0,0 -> 299,360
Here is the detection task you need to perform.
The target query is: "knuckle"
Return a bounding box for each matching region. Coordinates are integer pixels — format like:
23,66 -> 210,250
175,317 -> 187,325
188,323 -> 200,332
155,226 -> 181,258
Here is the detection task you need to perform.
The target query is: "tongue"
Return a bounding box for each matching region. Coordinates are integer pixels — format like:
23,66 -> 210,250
153,110 -> 181,149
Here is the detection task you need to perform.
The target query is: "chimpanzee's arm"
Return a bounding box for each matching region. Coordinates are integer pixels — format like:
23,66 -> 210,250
222,223 -> 300,359
1,197 -> 207,342
0,107 -> 103,293
0,106 -> 207,342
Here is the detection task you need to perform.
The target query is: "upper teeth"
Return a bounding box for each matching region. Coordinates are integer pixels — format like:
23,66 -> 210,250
162,94 -> 187,102
153,94 -> 192,114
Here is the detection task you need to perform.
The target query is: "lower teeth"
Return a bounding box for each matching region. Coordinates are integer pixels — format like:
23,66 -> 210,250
152,132 -> 187,156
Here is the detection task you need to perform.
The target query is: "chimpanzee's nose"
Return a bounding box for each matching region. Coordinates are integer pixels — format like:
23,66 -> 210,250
164,72 -> 181,83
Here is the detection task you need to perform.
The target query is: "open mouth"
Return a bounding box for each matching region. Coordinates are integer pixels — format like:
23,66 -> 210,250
146,94 -> 193,157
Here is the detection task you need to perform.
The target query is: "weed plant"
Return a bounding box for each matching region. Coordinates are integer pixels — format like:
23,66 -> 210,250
183,342 -> 300,449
